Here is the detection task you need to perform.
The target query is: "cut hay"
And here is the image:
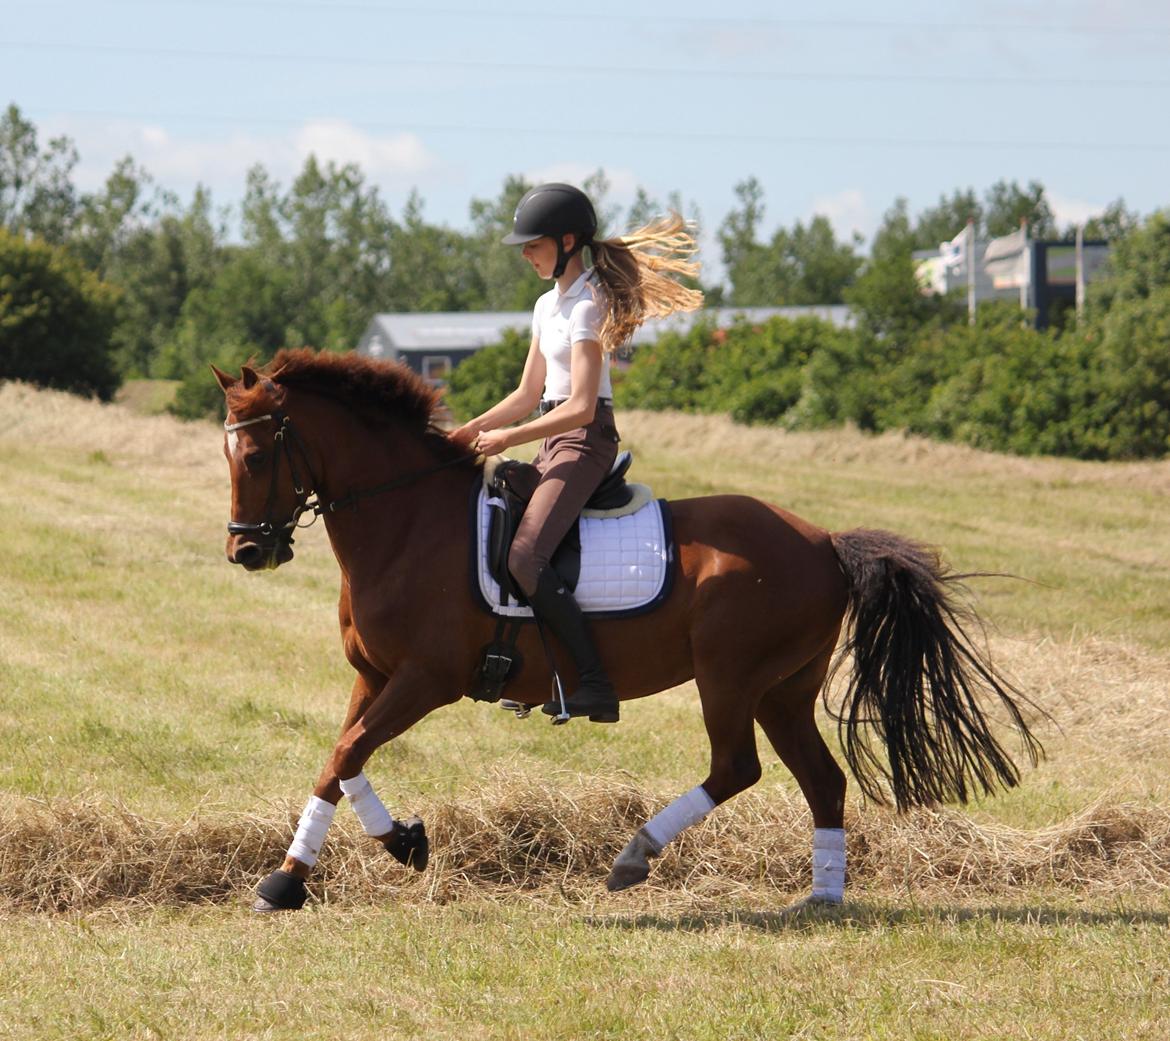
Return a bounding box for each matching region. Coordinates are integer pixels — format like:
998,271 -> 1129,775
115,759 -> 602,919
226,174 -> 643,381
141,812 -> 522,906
3,780 -> 1168,914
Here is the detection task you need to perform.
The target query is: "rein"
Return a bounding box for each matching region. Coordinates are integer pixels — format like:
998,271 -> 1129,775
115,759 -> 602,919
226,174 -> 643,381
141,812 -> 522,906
224,411 -> 470,541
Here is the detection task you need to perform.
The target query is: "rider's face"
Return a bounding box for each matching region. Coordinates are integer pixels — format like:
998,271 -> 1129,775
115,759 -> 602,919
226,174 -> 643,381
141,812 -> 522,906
521,235 -> 575,280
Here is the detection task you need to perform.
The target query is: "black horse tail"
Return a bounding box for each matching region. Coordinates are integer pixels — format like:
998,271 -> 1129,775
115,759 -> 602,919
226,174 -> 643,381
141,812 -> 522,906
828,528 -> 1043,811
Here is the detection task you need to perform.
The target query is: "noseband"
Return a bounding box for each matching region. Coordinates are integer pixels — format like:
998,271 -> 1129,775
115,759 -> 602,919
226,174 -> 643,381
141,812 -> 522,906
224,411 -> 471,544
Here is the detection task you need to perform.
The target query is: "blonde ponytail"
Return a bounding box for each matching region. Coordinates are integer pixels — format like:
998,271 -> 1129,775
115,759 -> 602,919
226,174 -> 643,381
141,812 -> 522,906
589,213 -> 704,353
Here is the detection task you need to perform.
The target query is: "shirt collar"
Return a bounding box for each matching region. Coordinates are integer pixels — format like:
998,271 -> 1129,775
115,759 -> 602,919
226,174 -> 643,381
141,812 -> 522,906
556,267 -> 593,301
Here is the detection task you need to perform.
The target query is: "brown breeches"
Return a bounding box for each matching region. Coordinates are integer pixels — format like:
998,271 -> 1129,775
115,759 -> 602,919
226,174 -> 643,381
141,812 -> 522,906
507,402 -> 620,597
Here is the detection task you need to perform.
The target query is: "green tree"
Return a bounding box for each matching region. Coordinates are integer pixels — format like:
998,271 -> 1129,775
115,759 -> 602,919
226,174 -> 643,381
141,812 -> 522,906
912,188 -> 982,250
1086,209 -> 1170,314
0,228 -> 119,398
1082,286 -> 1170,458
1079,198 -> 1138,242
444,326 -> 530,421
0,103 -> 79,244
467,174 -> 543,311
983,178 -> 1055,238
384,190 -> 480,312
718,178 -> 766,303
844,249 -> 957,342
72,157 -> 156,274
719,179 -> 861,306
869,197 -> 915,259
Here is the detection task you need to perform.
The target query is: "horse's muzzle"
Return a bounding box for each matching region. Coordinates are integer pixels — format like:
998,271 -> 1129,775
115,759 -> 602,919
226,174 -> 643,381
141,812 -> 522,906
228,537 -> 295,571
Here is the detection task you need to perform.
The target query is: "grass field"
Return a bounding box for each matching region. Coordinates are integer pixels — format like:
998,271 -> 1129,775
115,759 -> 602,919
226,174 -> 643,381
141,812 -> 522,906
1,381 -> 1168,1040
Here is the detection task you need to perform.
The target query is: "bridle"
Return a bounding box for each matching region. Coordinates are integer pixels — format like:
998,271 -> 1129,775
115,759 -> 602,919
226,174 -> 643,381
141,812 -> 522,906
225,411 -> 320,541
224,410 -> 471,544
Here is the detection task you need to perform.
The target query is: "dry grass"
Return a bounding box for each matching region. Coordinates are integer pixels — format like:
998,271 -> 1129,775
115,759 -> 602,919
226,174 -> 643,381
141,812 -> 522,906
4,778 -> 1168,915
0,381 -> 221,474
617,409 -> 1170,495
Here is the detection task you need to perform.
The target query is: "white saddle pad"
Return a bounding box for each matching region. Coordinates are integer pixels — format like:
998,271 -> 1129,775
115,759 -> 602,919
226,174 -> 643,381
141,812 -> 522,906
475,486 -> 673,618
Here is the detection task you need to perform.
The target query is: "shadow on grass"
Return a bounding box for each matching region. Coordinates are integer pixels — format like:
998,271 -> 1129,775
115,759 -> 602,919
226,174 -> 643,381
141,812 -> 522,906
585,901 -> 1170,934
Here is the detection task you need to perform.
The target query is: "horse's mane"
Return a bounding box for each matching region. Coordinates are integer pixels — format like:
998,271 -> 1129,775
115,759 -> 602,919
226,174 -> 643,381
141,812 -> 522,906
259,347 -> 476,463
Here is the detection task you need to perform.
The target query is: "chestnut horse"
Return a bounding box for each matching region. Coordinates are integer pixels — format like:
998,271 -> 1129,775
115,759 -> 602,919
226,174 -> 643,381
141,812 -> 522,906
213,349 -> 1040,912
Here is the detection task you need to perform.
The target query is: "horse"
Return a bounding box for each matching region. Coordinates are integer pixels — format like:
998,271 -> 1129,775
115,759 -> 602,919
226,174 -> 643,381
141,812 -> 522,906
212,348 -> 1041,913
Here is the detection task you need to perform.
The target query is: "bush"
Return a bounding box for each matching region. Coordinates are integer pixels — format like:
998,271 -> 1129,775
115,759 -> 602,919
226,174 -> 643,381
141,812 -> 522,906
618,314 -> 848,425
614,319 -> 719,412
0,229 -> 120,399
168,341 -> 258,421
444,327 -> 529,421
1083,286 -> 1170,458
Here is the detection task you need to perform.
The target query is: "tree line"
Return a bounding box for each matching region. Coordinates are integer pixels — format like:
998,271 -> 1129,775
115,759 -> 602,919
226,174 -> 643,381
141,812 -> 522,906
448,208 -> 1170,460
2,102 -> 1165,458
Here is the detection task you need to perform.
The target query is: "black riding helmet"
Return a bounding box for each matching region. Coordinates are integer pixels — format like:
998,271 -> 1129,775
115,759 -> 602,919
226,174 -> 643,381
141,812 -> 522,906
502,183 -> 598,278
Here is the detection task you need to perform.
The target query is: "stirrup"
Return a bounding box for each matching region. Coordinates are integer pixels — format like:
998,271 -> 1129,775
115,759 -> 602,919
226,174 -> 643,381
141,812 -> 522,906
499,699 -> 532,718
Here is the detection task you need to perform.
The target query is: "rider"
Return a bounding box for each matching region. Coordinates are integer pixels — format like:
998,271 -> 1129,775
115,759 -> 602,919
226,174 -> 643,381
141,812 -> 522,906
450,183 -> 703,722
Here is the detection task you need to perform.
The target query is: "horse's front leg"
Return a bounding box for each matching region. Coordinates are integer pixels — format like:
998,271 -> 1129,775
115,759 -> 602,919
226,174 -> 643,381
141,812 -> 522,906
253,661 -> 454,912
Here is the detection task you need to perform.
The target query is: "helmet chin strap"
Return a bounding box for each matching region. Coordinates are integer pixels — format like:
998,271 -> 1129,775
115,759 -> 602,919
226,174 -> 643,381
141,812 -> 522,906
553,236 -> 590,279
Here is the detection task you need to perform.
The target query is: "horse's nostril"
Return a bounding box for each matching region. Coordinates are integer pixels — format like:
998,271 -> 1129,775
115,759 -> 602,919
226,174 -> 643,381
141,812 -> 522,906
234,542 -> 264,567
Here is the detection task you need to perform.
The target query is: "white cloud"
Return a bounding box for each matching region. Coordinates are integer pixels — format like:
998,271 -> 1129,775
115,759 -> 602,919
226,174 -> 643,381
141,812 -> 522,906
39,115 -> 442,200
809,188 -> 874,244
293,120 -> 435,179
1047,190 -> 1106,229
523,162 -> 640,201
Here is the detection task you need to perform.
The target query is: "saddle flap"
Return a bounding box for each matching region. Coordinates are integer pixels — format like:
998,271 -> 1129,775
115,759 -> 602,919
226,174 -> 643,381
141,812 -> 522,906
475,485 -> 674,620
486,461 -> 580,602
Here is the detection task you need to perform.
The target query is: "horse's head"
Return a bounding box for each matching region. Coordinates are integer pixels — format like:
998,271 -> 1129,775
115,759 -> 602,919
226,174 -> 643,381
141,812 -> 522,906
213,363 -> 309,571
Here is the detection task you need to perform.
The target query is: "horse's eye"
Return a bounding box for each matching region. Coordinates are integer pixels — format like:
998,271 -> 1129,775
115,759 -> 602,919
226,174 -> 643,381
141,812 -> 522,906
243,451 -> 267,473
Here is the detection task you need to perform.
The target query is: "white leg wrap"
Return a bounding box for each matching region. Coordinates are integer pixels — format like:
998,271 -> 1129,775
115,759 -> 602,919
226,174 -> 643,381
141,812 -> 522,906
643,785 -> 717,849
339,772 -> 394,838
811,827 -> 846,902
286,796 -> 336,868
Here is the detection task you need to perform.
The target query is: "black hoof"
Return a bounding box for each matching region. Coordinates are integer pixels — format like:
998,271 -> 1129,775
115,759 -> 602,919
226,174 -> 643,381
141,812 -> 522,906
253,868 -> 307,912
383,816 -> 429,871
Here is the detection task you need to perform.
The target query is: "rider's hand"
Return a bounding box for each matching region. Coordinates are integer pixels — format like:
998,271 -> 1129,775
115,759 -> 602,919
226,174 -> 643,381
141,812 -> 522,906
473,428 -> 511,457
448,422 -> 479,448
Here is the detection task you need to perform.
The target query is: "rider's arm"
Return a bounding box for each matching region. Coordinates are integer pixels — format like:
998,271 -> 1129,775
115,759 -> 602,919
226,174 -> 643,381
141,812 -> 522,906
449,334 -> 545,445
485,337 -> 604,449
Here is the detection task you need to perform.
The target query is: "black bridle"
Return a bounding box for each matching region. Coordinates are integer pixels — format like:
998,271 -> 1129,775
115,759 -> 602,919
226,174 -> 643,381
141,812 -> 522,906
224,410 -> 470,542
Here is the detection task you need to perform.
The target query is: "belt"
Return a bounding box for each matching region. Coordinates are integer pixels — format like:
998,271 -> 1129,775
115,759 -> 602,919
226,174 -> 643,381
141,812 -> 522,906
539,397 -> 613,415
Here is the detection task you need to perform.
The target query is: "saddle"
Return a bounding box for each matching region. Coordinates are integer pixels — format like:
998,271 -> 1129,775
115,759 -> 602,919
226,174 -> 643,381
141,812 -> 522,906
472,450 -> 671,706
486,450 -> 635,605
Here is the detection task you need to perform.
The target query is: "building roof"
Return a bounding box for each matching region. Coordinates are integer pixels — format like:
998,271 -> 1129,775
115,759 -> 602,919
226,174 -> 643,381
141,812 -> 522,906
357,305 -> 853,357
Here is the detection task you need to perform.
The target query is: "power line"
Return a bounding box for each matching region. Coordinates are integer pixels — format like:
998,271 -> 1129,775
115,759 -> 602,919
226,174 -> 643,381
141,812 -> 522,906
4,39 -> 1169,90
28,105 -> 1170,152
56,0 -> 1170,35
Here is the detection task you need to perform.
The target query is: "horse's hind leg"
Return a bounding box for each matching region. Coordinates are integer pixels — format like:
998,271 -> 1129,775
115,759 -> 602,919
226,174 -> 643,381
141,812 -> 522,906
754,645 -> 849,907
607,664 -> 763,892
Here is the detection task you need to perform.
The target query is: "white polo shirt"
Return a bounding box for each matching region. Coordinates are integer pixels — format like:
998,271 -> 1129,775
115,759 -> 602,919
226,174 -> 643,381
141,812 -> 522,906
531,268 -> 613,400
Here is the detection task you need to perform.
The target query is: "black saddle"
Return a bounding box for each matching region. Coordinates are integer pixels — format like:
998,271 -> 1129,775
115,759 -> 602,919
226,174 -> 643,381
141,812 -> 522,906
486,450 -> 635,606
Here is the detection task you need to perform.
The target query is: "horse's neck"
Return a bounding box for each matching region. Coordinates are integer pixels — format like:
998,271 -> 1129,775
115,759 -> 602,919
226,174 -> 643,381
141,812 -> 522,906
308,407 -> 474,579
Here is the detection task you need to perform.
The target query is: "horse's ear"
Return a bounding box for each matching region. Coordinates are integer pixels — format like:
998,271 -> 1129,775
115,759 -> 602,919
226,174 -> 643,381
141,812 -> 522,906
210,364 -> 238,392
241,366 -> 260,389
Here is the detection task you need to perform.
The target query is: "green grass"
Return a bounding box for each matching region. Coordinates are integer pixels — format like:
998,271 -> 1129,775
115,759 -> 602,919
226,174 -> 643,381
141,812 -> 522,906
3,902 -> 1168,1041
3,384 -> 1169,1040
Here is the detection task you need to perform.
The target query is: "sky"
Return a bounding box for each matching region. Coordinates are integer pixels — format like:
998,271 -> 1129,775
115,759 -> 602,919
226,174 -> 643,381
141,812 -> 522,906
4,0 -> 1169,281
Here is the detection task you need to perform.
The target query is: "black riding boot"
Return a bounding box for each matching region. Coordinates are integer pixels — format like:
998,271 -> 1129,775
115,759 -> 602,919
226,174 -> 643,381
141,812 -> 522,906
526,567 -> 620,723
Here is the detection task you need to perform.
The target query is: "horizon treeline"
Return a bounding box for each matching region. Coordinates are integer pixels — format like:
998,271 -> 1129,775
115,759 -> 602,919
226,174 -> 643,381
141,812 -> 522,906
2,102 -> 1166,458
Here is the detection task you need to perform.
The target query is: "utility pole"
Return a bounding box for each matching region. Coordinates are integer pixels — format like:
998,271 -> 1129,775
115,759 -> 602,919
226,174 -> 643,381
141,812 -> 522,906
967,218 -> 976,325
1075,224 -> 1086,325
1019,218 -> 1030,315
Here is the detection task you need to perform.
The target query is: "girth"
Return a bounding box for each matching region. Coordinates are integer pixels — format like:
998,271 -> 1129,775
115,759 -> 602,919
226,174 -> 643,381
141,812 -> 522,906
485,450 -> 635,606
